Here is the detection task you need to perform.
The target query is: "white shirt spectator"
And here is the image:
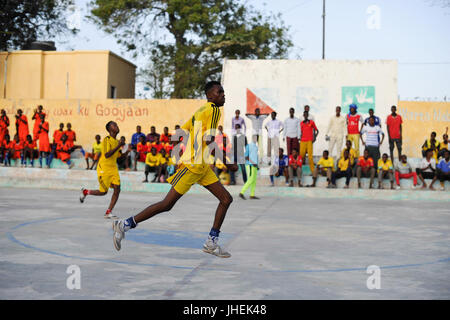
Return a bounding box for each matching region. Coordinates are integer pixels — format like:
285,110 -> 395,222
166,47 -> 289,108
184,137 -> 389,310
361,125 -> 383,147
326,115 -> 347,137
395,161 -> 413,175
283,116 -> 300,138
247,114 -> 269,135
265,119 -> 284,139
420,158 -> 436,173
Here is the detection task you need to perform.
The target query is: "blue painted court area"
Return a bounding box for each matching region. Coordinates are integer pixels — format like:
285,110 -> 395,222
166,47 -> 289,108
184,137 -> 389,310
0,187 -> 449,299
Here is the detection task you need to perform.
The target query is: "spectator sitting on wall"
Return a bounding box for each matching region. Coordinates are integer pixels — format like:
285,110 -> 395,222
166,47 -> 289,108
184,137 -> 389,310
143,147 -> 160,183
269,147 -> 289,186
377,153 -> 394,190
117,136 -> 131,170
160,126 -> 172,144
416,148 -> 437,190
330,149 -> 353,189
85,134 -> 102,170
23,134 -> 39,167
136,135 -> 148,163
288,148 -> 303,187
131,125 -> 146,171
422,132 -> 440,161
341,139 -> 357,175
11,134 -> 24,166
308,149 -> 334,188
146,126 -> 160,143
155,148 -> 169,183
0,134 -> 13,166
395,154 -> 418,190
356,149 -> 376,189
56,134 -> 75,169
436,150 -> 450,191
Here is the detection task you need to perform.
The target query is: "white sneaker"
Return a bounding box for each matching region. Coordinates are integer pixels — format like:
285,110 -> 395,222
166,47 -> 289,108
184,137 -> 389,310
104,212 -> 118,219
202,236 -> 231,258
411,185 -> 417,190
112,220 -> 125,251
79,188 -> 87,203
395,185 -> 401,190
69,162 -> 75,169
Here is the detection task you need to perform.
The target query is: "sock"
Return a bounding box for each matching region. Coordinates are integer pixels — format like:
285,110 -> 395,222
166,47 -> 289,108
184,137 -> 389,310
83,189 -> 90,196
105,209 -> 112,215
209,228 -> 220,240
270,175 -> 274,184
123,217 -> 137,232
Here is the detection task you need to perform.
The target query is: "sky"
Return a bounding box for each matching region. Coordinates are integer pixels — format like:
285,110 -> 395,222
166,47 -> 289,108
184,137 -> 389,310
55,0 -> 450,100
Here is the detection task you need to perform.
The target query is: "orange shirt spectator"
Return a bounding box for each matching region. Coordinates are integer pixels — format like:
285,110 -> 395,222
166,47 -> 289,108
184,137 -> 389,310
136,140 -> 148,162
38,119 -> 51,153
12,137 -> 24,159
64,123 -> 76,144
32,106 -> 45,140
0,110 -> 10,145
15,110 -> 29,142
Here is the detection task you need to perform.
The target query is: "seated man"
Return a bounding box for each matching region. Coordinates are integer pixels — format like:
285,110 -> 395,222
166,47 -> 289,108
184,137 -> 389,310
136,135 -> 148,163
56,134 -> 75,169
85,134 -> 102,170
288,148 -> 303,187
416,148 -> 437,190
269,148 -> 289,186
1,134 -> 13,166
155,148 -> 169,183
356,149 -> 376,189
308,150 -> 334,188
23,134 -> 39,167
11,134 -> 24,166
330,149 -> 353,189
143,147 -> 160,183
117,136 -> 131,170
341,139 -> 357,175
395,154 -> 418,190
377,153 -> 394,189
435,149 -> 450,191
160,126 -> 172,144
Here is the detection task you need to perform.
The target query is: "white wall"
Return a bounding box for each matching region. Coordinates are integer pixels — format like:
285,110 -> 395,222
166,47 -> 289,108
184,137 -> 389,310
222,59 -> 398,158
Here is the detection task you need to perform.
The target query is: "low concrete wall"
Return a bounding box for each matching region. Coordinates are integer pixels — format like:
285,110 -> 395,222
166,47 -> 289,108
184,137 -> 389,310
1,167 -> 448,201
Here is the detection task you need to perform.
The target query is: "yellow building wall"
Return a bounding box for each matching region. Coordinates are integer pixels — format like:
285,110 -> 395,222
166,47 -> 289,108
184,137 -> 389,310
0,99 -> 207,150
397,101 -> 449,158
0,51 -> 135,99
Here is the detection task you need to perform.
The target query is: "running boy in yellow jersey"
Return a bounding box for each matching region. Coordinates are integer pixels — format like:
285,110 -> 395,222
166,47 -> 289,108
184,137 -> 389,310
112,81 -> 237,258
79,121 -> 131,219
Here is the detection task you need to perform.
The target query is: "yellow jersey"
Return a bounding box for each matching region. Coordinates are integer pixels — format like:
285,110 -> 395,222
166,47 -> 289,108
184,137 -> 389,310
92,142 -> 102,154
97,136 -> 121,173
317,157 -> 334,171
180,102 -> 221,174
378,159 -> 393,171
145,153 -> 159,167
341,147 -> 357,165
338,158 -> 350,171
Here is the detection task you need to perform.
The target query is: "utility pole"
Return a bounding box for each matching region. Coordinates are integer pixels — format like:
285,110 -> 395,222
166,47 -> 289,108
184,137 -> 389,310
322,0 -> 326,59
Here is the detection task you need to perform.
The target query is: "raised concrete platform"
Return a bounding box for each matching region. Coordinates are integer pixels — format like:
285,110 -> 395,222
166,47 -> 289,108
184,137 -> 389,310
0,167 -> 448,202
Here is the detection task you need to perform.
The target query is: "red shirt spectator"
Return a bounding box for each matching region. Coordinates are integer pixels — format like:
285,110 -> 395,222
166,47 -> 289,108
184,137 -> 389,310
357,156 -> 374,169
347,114 -> 362,134
64,129 -> 76,144
386,114 -> 403,139
160,133 -> 171,143
12,139 -> 24,159
289,154 -> 303,167
300,120 -> 318,142
136,141 -> 148,162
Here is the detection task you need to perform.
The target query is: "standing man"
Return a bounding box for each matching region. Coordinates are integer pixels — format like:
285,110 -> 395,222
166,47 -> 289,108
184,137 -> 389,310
362,108 -> 381,129
360,116 -> 384,167
130,125 -> 146,171
79,121 -> 132,218
239,135 -> 259,199
37,113 -> 51,168
283,107 -> 300,157
64,123 -> 77,145
32,105 -> 45,141
325,106 -> 347,158
231,109 -> 246,137
112,81 -> 236,258
0,109 -> 10,146
346,104 -> 363,157
304,105 -> 315,122
246,108 -> 269,161
15,109 -> 29,142
265,111 -> 283,163
230,123 -> 248,185
386,105 -> 403,164
300,111 -> 319,174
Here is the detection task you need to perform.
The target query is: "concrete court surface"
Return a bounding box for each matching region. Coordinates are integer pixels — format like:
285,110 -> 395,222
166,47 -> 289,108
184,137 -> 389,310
0,186 -> 449,300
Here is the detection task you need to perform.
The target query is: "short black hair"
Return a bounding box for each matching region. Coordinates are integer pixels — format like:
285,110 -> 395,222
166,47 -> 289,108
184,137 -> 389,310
105,121 -> 114,132
204,81 -> 221,95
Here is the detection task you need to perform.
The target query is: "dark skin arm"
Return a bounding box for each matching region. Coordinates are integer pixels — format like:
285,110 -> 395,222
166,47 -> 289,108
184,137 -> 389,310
105,141 -> 124,158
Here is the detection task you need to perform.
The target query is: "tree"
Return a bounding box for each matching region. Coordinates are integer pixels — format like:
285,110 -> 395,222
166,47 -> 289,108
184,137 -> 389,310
0,0 -> 79,51
89,0 -> 293,98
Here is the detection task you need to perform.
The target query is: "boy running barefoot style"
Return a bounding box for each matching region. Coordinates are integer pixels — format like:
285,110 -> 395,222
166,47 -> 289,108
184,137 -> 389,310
112,81 -> 237,258
79,121 -> 131,219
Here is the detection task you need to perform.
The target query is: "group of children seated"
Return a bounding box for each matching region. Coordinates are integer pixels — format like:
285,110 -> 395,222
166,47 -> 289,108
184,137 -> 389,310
270,137 -> 450,191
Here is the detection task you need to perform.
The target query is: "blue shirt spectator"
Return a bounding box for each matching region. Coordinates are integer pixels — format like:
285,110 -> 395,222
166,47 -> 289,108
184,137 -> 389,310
437,157 -> 450,173
245,142 -> 258,166
131,126 -> 146,148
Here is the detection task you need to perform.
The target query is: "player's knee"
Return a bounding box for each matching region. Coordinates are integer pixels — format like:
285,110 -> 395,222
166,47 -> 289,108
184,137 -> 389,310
221,193 -> 233,206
